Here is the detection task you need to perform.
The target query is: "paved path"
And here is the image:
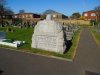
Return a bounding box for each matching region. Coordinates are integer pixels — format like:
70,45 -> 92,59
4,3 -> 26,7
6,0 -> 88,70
74,27 -> 100,74
0,27 -> 100,75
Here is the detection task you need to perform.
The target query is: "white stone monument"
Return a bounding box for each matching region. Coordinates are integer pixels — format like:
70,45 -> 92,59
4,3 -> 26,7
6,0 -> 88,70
31,14 -> 66,54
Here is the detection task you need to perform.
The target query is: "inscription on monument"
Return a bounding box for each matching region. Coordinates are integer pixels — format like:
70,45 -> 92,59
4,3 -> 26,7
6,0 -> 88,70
36,35 -> 57,50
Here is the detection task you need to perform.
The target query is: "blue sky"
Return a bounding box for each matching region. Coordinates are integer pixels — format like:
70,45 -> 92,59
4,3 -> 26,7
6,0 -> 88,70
7,0 -> 100,16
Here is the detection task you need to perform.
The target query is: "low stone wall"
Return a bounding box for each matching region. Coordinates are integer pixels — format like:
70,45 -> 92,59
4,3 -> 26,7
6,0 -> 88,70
55,19 -> 90,25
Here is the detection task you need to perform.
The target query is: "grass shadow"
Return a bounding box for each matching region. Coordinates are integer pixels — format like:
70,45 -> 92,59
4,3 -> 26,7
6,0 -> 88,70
64,40 -> 72,54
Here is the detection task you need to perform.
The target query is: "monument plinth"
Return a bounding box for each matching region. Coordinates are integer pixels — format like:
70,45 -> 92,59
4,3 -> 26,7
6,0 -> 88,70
31,15 -> 66,54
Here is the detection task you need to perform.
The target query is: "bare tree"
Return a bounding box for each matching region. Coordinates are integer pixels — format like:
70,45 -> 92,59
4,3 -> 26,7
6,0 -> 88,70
0,0 -> 6,6
0,0 -> 6,14
0,0 -> 6,27
95,5 -> 100,21
0,0 -> 14,27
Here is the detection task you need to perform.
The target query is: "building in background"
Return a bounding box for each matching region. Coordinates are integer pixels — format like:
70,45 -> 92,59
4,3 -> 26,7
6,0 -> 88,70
13,13 -> 41,20
82,10 -> 100,21
0,12 -> 13,19
49,13 -> 62,20
43,9 -> 68,20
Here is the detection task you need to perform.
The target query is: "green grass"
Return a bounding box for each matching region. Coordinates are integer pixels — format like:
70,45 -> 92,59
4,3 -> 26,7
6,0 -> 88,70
3,39 -> 14,43
0,27 -> 7,31
90,28 -> 100,46
7,28 -> 34,43
0,27 -> 33,48
0,26 -> 81,59
62,29 -> 81,59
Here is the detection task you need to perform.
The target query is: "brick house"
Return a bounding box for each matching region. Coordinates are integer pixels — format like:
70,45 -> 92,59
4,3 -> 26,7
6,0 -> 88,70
14,13 -> 41,20
82,10 -> 100,21
0,14 -> 12,19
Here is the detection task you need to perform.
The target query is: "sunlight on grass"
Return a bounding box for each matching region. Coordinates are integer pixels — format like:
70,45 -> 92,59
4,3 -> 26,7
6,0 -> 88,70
0,27 -> 81,59
90,28 -> 100,46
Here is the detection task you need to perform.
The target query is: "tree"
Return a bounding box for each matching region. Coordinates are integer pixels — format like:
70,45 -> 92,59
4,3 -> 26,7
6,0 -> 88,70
71,12 -> 81,19
41,14 -> 46,20
80,16 -> 85,20
62,14 -> 68,19
95,5 -> 100,21
0,0 -> 5,4
0,0 -> 14,26
5,8 -> 14,14
0,0 -> 14,15
95,5 -> 100,11
0,0 -> 6,27
0,0 -> 5,15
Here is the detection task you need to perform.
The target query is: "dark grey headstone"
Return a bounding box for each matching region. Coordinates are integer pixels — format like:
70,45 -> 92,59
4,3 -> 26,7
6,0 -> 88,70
0,32 -> 6,39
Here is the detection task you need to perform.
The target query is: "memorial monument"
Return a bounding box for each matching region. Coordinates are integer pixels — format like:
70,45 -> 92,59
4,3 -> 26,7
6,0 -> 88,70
31,14 -> 66,54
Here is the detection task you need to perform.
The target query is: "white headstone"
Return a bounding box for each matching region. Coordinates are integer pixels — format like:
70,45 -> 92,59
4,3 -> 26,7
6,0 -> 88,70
31,14 -> 66,54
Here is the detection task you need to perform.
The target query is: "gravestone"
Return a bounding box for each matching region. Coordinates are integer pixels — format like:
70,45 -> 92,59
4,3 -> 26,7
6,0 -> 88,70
66,31 -> 73,40
64,25 -> 74,41
97,23 -> 100,33
65,25 -> 69,31
0,32 -> 6,39
31,14 -> 66,54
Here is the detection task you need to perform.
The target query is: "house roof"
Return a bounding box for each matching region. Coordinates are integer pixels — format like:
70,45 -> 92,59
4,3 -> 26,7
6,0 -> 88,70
43,9 -> 62,15
15,13 -> 40,15
83,10 -> 100,13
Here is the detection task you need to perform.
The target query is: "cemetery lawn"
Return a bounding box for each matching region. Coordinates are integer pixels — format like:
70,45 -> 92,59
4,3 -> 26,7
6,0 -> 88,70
90,28 -> 100,47
64,29 -> 81,59
0,27 -> 81,59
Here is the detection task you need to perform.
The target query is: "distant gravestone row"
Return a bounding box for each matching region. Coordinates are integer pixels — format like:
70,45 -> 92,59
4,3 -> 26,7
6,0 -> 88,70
92,22 -> 100,33
0,20 -> 37,28
63,24 -> 79,41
